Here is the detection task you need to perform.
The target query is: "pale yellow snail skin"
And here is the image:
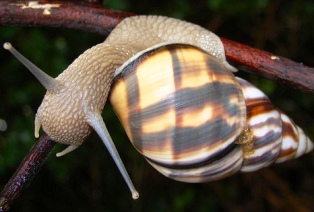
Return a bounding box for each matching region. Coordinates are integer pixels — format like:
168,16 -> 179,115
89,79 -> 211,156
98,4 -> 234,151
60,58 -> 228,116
4,16 -> 236,199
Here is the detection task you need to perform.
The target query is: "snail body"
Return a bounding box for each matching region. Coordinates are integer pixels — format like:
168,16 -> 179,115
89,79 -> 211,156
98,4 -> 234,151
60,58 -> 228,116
4,15 -> 313,198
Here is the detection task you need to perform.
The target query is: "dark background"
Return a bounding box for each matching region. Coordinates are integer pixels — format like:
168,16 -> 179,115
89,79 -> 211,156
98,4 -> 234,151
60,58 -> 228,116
0,0 -> 314,211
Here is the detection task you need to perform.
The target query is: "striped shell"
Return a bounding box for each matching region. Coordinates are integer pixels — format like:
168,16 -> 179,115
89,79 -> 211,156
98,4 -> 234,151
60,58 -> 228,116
238,78 -> 313,172
109,44 -> 313,182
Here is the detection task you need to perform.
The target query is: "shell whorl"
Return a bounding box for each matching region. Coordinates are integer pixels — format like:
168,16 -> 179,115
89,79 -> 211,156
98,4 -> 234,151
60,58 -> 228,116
238,78 -> 313,171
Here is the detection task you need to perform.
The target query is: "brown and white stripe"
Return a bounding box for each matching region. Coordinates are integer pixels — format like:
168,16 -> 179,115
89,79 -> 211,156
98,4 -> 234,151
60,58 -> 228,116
275,112 -> 313,163
237,78 -> 313,172
237,78 -> 283,172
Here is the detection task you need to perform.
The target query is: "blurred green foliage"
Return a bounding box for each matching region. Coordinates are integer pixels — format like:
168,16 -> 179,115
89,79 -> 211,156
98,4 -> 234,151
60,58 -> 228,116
0,0 -> 314,211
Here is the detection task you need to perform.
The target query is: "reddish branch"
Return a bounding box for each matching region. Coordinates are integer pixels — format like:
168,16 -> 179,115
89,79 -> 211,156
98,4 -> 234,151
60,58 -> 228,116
0,134 -> 55,212
1,0 -> 314,211
0,1 -> 135,36
221,38 -> 314,94
1,1 -> 314,94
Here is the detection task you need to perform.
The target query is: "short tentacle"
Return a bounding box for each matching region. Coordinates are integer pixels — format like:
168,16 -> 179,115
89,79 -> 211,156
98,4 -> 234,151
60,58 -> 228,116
56,145 -> 78,157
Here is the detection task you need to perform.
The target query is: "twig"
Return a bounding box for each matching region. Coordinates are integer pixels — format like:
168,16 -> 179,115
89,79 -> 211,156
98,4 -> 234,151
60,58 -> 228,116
1,1 -> 313,94
0,134 -> 55,212
0,1 -> 135,36
222,38 -> 314,95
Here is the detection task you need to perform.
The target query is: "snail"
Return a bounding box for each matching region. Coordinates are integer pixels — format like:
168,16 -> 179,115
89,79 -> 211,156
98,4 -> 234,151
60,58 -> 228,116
4,15 -> 313,199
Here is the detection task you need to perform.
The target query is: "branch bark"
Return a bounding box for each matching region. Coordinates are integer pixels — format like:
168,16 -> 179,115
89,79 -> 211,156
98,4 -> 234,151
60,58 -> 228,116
221,38 -> 314,94
0,134 -> 55,212
1,1 -> 314,94
0,1 -> 135,36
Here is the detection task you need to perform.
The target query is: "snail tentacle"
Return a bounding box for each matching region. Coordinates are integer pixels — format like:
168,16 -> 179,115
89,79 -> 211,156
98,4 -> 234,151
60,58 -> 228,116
34,116 -> 41,138
3,42 -> 62,93
56,145 -> 78,157
86,111 -> 139,200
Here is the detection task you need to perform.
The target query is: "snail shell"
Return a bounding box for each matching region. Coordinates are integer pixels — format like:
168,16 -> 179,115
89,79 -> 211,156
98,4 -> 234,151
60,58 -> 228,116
110,44 -> 313,182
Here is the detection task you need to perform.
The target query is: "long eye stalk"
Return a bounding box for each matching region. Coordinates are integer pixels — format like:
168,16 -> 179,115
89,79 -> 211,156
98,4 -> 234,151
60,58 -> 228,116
3,42 -> 61,93
86,112 -> 139,199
